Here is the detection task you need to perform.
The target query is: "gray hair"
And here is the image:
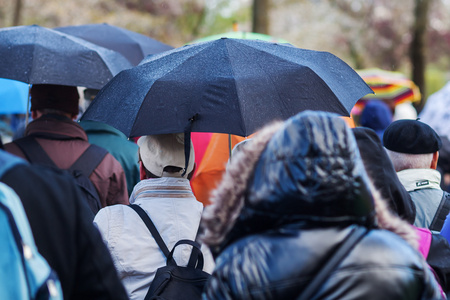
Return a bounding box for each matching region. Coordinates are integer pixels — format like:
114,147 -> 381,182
385,148 -> 433,172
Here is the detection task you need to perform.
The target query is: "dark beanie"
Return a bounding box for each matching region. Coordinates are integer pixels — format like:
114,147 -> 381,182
31,84 -> 79,115
383,119 -> 442,154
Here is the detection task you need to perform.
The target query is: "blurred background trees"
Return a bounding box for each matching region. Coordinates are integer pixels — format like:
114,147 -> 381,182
1,0 -> 449,108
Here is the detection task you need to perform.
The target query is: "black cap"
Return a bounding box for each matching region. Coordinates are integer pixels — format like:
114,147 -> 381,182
383,119 -> 442,154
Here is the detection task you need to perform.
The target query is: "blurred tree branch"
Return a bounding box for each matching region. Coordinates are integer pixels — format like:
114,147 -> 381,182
13,0 -> 22,26
253,0 -> 269,34
410,0 -> 432,111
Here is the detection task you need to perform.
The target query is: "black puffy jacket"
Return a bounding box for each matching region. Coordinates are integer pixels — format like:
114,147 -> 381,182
202,111 -> 442,300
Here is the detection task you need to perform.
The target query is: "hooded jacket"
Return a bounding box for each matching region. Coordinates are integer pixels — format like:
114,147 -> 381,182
353,127 -> 416,223
201,111 -> 442,300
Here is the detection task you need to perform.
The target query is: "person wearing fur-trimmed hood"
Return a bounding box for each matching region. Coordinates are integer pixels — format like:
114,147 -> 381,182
200,111 -> 443,300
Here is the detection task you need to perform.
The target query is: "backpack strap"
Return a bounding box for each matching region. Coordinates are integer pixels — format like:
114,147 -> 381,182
14,136 -> 107,177
129,204 -> 170,257
296,226 -> 368,300
430,192 -> 450,232
69,145 -> 107,177
13,136 -> 56,167
187,220 -> 203,267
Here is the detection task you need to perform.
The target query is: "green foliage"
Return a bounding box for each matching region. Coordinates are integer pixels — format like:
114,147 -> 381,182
193,2 -> 252,40
425,67 -> 447,97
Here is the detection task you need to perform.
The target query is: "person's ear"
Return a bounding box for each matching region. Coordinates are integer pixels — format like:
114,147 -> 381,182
430,151 -> 439,169
139,161 -> 147,180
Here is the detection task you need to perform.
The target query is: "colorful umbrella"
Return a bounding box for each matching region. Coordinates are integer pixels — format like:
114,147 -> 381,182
190,133 -> 249,206
357,68 -> 421,102
190,31 -> 291,44
190,132 -> 213,178
190,116 -> 354,206
352,68 -> 421,116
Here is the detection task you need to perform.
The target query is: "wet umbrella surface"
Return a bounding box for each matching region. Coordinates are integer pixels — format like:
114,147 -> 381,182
82,38 -> 373,138
0,25 -> 132,89
55,23 -> 174,66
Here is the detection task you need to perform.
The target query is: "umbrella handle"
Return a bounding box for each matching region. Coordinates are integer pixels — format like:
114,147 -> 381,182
182,114 -> 199,177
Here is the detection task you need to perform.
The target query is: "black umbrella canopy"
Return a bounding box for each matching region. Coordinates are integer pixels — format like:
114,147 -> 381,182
55,23 -> 174,66
0,25 -> 133,89
82,38 -> 373,138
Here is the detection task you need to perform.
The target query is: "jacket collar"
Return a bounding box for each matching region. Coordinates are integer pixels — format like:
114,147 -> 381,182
25,114 -> 88,141
78,120 -> 127,139
397,168 -> 442,191
129,177 -> 194,203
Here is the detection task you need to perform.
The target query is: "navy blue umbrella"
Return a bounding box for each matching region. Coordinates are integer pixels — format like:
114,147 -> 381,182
55,23 -> 174,66
82,38 -> 373,138
0,25 -> 132,89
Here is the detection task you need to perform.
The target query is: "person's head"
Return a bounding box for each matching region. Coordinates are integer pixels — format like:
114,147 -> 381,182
202,111 -> 377,255
30,84 -> 79,120
352,127 -> 416,224
383,119 -> 442,172
137,133 -> 195,180
359,100 -> 392,142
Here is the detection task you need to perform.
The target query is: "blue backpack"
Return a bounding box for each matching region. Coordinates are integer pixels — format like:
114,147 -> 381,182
0,152 -> 63,300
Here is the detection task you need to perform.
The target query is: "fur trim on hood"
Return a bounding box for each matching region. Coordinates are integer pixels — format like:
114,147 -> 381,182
200,121 -> 284,249
201,114 -> 418,253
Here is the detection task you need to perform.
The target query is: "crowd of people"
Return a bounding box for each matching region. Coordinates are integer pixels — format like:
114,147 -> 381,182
1,82 -> 450,300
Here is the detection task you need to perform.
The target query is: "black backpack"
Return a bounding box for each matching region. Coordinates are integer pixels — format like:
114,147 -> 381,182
129,204 -> 210,300
14,135 -> 107,215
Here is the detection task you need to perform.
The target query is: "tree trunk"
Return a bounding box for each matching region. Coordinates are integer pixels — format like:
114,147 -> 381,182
252,0 -> 269,34
410,0 -> 431,112
13,0 -> 23,26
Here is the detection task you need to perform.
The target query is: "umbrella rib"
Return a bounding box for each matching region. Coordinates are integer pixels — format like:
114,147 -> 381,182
127,51 -> 202,137
128,83 -> 157,138
29,26 -> 39,83
129,44 -> 216,137
243,43 -> 363,115
224,42 -> 249,136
